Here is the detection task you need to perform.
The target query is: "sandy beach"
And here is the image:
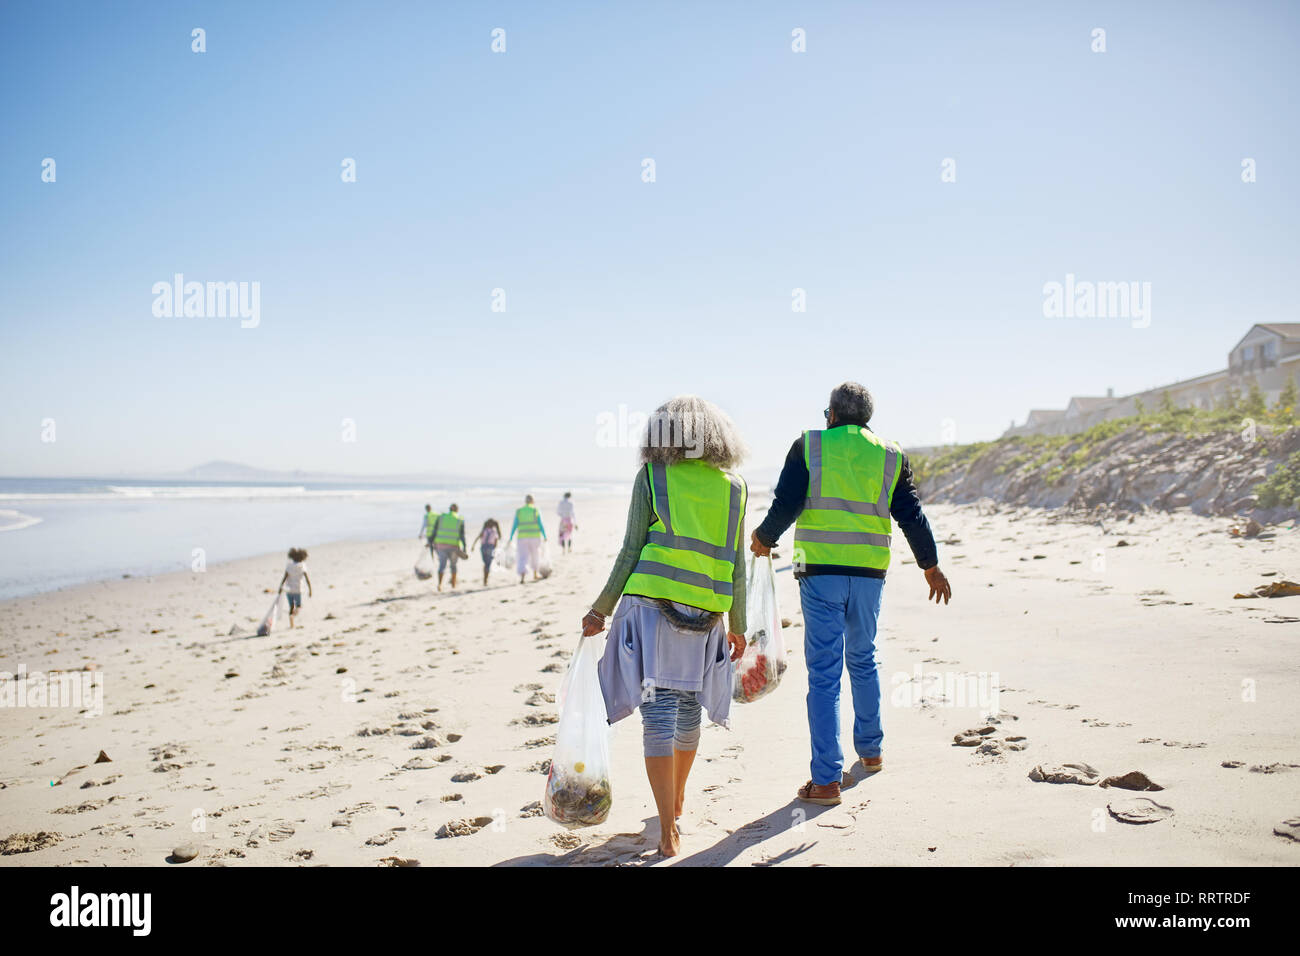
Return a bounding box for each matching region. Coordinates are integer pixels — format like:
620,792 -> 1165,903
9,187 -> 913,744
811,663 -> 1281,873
1,497 -> 1297,867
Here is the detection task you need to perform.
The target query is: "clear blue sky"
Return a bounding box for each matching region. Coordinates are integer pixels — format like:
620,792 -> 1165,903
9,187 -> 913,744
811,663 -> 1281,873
2,0 -> 1296,484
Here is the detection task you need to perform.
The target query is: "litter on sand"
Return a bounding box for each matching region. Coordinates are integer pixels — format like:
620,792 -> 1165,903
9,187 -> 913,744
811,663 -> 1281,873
733,553 -> 788,703
543,634 -> 612,829
1233,580 -> 1300,599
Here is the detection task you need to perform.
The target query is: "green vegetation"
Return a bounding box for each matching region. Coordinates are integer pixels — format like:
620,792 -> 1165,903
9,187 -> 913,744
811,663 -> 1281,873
911,388 -> 1299,492
1256,451 -> 1300,510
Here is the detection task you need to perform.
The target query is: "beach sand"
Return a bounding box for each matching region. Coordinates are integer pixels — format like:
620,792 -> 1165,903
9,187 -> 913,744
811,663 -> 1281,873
1,498 -> 1298,866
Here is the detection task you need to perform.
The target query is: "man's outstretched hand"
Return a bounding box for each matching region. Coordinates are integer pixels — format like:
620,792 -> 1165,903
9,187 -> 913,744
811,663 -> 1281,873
924,565 -> 951,605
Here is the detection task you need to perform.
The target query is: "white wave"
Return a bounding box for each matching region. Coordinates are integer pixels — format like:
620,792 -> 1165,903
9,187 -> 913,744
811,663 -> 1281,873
0,509 -> 42,532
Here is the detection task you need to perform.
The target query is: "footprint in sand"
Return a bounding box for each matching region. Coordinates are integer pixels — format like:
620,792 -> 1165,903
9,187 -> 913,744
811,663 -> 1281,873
402,755 -> 451,770
1028,762 -> 1101,785
436,817 -> 495,838
365,827 -> 406,846
1273,818 -> 1300,842
541,663 -> 565,674
521,736 -> 555,750
519,801 -> 543,818
1107,797 -> 1174,825
953,726 -> 997,747
513,713 -> 559,727
451,769 -> 483,783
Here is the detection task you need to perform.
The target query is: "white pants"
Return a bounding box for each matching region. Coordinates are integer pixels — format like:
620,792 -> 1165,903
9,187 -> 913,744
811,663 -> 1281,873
516,538 -> 541,575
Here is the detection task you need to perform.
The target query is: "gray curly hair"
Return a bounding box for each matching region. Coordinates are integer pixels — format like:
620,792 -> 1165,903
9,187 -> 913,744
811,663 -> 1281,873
639,395 -> 748,470
829,382 -> 874,425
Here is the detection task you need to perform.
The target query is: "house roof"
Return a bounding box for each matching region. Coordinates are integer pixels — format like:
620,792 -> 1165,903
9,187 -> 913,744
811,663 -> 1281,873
1230,323 -> 1300,352
1065,396 -> 1117,415
1026,409 -> 1065,422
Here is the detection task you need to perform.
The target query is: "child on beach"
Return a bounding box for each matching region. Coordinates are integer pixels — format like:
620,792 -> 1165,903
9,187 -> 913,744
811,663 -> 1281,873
472,518 -> 503,587
278,548 -> 313,628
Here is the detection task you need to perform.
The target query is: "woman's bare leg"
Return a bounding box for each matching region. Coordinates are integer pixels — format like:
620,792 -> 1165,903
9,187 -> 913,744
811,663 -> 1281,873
644,756 -> 679,856
672,748 -> 696,819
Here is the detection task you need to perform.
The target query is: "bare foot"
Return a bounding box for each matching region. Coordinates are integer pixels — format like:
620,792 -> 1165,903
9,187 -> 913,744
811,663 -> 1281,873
658,823 -> 680,857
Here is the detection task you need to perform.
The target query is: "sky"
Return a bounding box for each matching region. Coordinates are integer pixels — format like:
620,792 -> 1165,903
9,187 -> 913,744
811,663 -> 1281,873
2,0 -> 1297,486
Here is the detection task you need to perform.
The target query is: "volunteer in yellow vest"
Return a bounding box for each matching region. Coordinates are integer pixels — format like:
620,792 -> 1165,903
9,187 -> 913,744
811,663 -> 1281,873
507,494 -> 547,583
430,503 -> 467,591
581,395 -> 749,858
418,504 -> 438,555
751,382 -> 951,807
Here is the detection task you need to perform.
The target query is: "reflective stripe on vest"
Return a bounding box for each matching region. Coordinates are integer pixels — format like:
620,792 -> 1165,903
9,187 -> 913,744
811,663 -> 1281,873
515,505 -> 542,538
622,460 -> 746,613
424,513 -> 438,536
794,425 -> 901,571
434,513 -> 463,546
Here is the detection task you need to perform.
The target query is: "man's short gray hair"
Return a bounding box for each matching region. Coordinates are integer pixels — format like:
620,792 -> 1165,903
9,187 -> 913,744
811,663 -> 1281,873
640,395 -> 748,470
829,382 -> 874,425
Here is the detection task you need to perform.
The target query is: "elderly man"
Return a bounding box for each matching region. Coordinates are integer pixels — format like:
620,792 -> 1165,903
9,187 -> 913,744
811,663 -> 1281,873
751,382 -> 951,806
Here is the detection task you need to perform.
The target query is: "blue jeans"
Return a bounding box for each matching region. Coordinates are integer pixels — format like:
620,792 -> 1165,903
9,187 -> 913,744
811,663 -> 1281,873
639,687 -> 703,757
799,574 -> 885,785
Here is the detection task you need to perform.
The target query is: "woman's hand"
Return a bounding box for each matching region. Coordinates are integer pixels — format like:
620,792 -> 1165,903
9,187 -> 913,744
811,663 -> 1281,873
727,632 -> 746,662
581,609 -> 606,637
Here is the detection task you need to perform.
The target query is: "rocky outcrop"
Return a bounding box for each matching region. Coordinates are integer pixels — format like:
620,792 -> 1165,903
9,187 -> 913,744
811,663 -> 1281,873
915,425 -> 1300,523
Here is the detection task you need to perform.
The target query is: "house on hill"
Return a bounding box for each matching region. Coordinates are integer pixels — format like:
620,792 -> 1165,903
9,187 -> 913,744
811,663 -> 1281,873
1004,324 -> 1300,437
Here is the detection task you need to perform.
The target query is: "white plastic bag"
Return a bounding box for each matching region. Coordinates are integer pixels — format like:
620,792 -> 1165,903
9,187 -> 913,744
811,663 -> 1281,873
256,593 -> 288,637
732,553 -> 787,703
495,543 -> 516,571
543,635 -> 612,829
537,541 -> 553,579
413,547 -> 434,580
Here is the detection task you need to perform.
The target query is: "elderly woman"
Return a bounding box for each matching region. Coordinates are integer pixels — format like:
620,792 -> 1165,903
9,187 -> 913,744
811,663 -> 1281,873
581,395 -> 748,857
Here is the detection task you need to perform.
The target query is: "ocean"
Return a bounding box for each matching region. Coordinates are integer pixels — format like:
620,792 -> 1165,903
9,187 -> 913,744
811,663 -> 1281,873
0,477 -> 625,601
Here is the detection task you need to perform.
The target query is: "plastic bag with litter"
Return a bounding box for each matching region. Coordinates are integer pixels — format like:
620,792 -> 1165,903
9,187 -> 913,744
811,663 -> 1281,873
543,634 -> 612,829
256,593 -> 289,637
413,548 -> 434,580
732,553 -> 787,703
495,543 -> 516,571
537,541 -> 553,579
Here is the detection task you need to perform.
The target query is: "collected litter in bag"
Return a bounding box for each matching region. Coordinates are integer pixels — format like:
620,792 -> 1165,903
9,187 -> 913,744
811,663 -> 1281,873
256,593 -> 289,637
543,634 -> 612,829
495,544 -> 516,571
537,542 -> 553,579
733,553 -> 787,703
413,548 -> 434,580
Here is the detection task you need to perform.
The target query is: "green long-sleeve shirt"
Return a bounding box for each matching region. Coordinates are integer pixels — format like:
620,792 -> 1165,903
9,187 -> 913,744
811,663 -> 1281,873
592,467 -> 747,634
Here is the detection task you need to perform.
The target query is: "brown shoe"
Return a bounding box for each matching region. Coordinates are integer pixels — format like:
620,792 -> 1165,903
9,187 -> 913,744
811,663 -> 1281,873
860,756 -> 883,773
796,779 -> 841,805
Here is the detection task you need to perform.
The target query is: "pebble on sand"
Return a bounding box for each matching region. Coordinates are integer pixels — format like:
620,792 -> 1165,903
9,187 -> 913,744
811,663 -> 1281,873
170,842 -> 201,863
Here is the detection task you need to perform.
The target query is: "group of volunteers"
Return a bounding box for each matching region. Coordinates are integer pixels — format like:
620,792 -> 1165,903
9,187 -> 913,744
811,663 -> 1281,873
419,492 -> 577,590
580,383 -> 953,857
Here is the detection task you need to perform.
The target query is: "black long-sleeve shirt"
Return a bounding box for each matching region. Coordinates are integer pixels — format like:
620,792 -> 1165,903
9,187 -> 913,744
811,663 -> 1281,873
753,424 -> 939,578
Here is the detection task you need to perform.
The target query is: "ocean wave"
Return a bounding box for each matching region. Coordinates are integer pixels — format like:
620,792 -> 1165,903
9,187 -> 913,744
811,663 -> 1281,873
0,509 -> 43,532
